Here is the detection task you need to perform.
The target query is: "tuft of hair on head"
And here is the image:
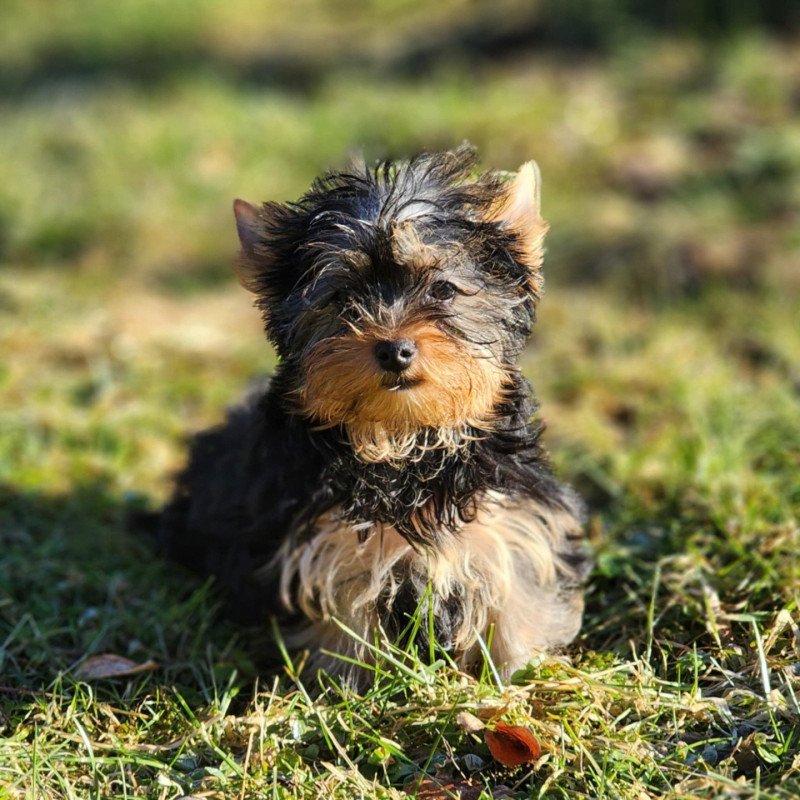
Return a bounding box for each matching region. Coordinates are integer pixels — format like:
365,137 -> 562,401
484,161 -> 549,296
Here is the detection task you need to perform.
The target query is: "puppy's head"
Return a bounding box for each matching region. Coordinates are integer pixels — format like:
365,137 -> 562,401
233,146 -> 548,461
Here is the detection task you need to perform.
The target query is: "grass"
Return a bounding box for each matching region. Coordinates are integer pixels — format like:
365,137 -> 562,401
1,4 -> 799,797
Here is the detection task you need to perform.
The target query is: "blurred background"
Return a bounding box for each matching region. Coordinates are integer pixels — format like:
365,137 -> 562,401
1,0 -> 799,534
2,3 -> 800,793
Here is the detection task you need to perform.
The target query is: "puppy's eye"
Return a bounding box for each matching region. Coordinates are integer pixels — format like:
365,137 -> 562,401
428,281 -> 457,302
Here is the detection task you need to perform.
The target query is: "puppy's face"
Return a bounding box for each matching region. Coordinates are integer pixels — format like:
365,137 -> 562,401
233,149 -> 547,458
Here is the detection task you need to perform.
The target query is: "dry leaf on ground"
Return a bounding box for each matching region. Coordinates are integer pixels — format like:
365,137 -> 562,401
75,654 -> 158,680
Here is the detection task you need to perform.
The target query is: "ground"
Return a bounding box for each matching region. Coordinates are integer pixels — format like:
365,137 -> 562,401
1,3 -> 799,797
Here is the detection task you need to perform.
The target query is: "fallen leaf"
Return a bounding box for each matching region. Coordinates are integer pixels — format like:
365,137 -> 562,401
485,722 -> 541,767
76,654 -> 158,680
455,711 -> 485,733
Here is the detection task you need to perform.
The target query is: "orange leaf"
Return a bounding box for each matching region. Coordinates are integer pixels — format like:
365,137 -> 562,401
484,722 -> 541,767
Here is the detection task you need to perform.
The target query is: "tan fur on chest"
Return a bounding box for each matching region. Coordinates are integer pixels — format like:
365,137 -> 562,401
274,491 -> 584,682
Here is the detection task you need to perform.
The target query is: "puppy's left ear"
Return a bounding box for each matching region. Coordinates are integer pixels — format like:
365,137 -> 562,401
486,162 -> 549,294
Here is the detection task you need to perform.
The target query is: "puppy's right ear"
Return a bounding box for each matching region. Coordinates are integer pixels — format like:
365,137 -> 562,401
234,198 -> 260,252
233,198 -> 269,294
232,197 -> 303,329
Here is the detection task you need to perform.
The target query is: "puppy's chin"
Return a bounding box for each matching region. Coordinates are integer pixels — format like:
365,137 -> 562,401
297,325 -> 510,459
381,376 -> 423,393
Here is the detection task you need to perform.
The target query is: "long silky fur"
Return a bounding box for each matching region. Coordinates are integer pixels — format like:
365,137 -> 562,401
274,490 -> 587,683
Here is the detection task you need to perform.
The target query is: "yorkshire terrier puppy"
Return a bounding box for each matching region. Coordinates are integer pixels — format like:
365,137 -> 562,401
156,145 -> 592,684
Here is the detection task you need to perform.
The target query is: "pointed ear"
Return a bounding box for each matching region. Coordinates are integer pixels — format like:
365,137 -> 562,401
233,197 -> 301,309
232,198 -> 273,295
233,198 -> 261,253
486,162 -> 549,292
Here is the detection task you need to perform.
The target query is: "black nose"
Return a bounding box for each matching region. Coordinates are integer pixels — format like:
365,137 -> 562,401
374,338 -> 417,373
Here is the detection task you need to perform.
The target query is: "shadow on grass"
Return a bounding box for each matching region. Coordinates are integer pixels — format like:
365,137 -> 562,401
0,473 -> 723,699
0,481 -> 265,698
